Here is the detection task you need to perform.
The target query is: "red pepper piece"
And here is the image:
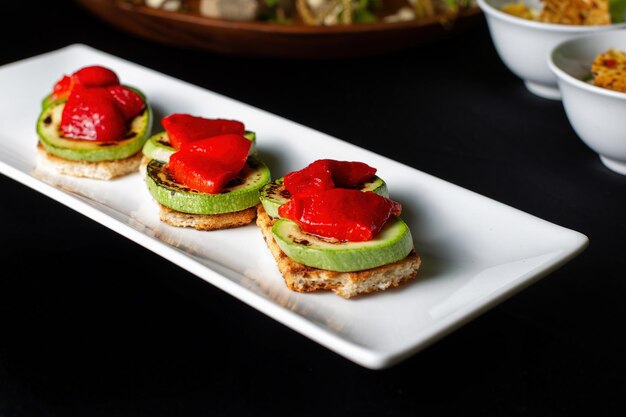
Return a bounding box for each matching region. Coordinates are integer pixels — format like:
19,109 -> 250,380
162,113 -> 245,150
71,65 -> 120,88
278,188 -> 402,242
106,85 -> 146,120
283,159 -> 377,197
604,59 -> 617,68
168,134 -> 252,194
60,86 -> 127,142
325,159 -> 377,188
51,75 -> 72,101
283,159 -> 335,197
50,66 -> 120,101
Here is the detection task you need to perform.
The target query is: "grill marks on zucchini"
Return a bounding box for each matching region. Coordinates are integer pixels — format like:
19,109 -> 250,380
145,157 -> 270,215
147,159 -> 254,194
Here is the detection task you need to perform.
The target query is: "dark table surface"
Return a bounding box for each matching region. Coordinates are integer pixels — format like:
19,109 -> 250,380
1,2 -> 625,416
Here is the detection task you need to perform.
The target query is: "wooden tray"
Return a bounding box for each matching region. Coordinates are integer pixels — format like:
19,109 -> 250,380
75,0 -> 484,59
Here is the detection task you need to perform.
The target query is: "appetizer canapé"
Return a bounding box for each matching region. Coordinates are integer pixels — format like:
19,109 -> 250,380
257,159 -> 421,298
36,65 -> 152,180
143,113 -> 269,230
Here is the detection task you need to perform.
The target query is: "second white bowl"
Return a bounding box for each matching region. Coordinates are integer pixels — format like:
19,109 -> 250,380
477,0 -> 626,100
549,29 -> 626,175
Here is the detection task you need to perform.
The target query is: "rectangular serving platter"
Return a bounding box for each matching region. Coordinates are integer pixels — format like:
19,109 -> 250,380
0,44 -> 589,369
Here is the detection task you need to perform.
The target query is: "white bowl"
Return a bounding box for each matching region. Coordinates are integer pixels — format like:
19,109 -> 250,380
549,29 -> 626,175
477,0 -> 626,100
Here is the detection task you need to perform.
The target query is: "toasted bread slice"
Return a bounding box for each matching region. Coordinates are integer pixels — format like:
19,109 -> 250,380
256,205 -> 421,299
158,203 -> 257,230
36,142 -> 142,180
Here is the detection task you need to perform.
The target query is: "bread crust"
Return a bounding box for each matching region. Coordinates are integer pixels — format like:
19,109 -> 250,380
36,142 -> 142,180
256,205 -> 421,299
159,203 -> 257,230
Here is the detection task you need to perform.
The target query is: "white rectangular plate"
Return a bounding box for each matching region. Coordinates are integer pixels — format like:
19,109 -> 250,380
0,44 -> 588,369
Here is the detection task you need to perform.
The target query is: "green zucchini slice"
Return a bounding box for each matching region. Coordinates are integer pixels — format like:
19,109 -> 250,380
145,157 -> 270,215
272,217 -> 414,272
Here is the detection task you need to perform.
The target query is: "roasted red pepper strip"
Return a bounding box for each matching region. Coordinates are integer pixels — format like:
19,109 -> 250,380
325,159 -> 377,188
72,65 -> 119,88
50,65 -> 120,101
106,85 -> 145,120
51,75 -> 72,101
162,113 -> 245,150
278,188 -> 402,242
168,134 -> 251,194
55,65 -> 146,141
60,86 -> 127,142
283,159 -> 334,197
283,159 -> 377,197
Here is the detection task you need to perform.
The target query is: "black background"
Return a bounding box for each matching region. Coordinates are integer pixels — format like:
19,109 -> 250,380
1,1 -> 625,416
